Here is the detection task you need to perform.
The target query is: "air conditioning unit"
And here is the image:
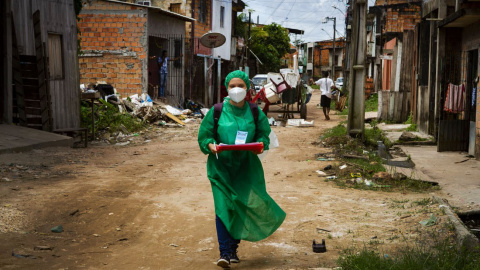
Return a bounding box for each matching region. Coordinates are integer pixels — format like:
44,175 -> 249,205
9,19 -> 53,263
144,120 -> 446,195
136,1 -> 151,6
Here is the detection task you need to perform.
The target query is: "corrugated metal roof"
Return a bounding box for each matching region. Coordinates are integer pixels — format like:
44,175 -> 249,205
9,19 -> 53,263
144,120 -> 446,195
103,0 -> 195,22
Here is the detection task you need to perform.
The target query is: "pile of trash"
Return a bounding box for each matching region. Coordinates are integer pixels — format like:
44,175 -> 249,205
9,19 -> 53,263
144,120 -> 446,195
81,82 -> 206,127
122,94 -> 204,127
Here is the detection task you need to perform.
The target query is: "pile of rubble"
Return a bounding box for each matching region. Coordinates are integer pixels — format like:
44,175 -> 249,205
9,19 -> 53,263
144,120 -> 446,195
119,94 -> 205,127
82,83 -> 206,127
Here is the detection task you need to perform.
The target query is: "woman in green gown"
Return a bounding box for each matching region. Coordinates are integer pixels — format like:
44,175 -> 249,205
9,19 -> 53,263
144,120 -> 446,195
198,70 -> 286,268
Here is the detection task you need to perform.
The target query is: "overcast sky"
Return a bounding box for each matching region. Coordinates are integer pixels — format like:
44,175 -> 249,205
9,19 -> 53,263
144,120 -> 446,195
241,0 -> 376,43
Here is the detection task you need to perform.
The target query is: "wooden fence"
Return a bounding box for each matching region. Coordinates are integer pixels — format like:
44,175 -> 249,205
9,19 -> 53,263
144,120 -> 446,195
378,90 -> 411,122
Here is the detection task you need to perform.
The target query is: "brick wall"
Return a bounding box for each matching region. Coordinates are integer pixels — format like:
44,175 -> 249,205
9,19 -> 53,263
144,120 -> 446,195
384,6 -> 421,33
313,40 -> 346,67
78,0 -> 148,96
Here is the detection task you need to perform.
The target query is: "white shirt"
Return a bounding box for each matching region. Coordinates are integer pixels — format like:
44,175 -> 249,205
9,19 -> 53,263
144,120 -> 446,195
315,78 -> 334,98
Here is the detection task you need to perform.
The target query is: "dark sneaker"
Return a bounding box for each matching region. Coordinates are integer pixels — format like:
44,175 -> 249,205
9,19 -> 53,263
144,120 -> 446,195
230,252 -> 240,263
216,255 -> 230,268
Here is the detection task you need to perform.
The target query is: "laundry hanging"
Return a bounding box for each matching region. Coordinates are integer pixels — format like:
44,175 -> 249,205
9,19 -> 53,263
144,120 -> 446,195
444,83 -> 465,113
473,86 -> 477,107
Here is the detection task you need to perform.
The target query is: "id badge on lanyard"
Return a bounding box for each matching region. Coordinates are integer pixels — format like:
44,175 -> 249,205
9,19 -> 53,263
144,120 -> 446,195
235,131 -> 248,145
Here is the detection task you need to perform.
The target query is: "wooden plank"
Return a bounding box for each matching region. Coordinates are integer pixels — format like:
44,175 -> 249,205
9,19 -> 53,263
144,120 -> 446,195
19,55 -> 37,62
33,10 -> 52,132
166,113 -> 185,125
25,100 -> 41,108
20,70 -> 39,79
11,17 -> 27,126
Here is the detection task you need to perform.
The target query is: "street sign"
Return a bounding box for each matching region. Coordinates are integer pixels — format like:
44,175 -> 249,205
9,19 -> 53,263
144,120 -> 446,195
200,32 -> 226,48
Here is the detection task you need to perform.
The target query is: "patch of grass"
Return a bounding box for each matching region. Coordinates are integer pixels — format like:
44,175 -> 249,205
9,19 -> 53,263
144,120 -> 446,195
406,123 -> 418,132
412,198 -> 431,206
338,239 -> 480,270
404,113 -> 413,124
404,113 -> 418,131
364,125 -> 392,149
321,124 -> 347,139
365,93 -> 378,112
392,199 -> 409,204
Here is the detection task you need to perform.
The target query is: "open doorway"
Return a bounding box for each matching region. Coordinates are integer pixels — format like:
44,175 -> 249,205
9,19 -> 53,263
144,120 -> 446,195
467,49 -> 478,156
148,35 -> 185,105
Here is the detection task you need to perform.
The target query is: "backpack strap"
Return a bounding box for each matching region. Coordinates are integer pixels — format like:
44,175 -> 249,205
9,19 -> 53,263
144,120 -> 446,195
213,103 -> 223,142
247,101 -> 259,124
248,101 -> 260,140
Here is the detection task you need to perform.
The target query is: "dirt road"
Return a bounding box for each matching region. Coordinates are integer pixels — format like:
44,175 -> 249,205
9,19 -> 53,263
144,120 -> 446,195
0,94 -> 449,269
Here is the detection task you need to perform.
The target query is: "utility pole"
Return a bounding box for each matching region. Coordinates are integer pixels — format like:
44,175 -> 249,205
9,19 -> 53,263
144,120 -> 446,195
347,0 -> 367,137
323,17 -> 336,81
332,17 -> 336,81
189,0 -> 195,99
245,11 -> 251,77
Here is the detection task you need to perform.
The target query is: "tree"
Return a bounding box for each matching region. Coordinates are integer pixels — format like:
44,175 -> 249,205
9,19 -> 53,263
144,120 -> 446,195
235,15 -> 291,74
249,23 -> 290,74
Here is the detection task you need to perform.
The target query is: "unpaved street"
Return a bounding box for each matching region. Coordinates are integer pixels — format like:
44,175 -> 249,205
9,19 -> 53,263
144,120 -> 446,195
0,95 -> 450,269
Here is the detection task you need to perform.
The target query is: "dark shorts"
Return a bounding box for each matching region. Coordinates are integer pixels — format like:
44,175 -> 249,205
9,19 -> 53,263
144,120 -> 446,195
321,95 -> 331,108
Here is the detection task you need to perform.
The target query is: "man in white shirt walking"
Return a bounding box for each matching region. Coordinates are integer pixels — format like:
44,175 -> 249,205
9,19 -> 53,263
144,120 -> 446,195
314,71 -> 336,120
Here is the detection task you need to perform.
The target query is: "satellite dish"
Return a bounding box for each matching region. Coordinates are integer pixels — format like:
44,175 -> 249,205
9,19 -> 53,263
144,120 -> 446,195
200,32 -> 226,48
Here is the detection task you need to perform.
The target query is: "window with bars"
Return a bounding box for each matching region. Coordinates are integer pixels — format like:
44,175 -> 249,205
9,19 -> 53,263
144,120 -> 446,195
220,6 -> 225,28
198,0 -> 207,23
48,34 -> 64,80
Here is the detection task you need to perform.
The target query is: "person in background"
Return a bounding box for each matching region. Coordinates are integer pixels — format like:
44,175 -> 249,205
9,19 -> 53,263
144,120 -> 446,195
149,50 -> 182,99
197,70 -> 286,268
315,71 -> 336,120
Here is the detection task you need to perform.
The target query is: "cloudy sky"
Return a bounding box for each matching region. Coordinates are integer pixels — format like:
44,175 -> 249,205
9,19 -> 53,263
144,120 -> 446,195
241,0 -> 376,43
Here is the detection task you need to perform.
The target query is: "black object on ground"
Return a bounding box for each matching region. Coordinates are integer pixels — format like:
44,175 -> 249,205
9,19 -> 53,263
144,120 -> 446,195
12,251 -> 36,259
312,239 -> 327,253
458,211 -> 480,240
324,165 -> 332,170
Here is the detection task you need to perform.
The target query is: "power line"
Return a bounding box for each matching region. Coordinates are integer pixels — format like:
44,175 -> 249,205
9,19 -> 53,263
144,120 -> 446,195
264,0 -> 285,23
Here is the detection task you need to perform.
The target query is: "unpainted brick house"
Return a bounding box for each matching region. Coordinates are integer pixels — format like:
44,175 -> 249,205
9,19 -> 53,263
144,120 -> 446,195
78,0 -> 194,101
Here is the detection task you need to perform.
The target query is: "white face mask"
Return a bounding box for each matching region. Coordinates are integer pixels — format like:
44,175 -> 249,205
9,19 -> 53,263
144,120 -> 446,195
228,87 -> 246,103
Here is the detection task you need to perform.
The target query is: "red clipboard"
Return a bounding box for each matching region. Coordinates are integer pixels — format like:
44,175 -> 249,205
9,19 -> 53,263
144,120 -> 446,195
216,142 -> 264,153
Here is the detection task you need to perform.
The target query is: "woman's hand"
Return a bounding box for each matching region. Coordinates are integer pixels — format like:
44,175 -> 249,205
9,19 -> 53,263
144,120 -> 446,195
208,143 -> 218,154
252,142 -> 264,155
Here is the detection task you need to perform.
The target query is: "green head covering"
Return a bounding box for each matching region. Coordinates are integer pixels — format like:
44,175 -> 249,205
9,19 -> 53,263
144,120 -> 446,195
225,70 -> 250,90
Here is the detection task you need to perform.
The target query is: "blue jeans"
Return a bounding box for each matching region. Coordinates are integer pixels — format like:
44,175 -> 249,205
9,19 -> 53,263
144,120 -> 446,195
216,215 -> 240,257
159,72 -> 167,97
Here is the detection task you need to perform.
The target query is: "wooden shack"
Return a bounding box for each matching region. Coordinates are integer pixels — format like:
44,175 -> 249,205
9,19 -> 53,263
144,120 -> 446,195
1,0 -> 80,130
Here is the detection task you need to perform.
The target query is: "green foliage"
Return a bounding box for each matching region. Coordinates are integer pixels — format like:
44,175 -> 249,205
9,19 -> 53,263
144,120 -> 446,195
364,125 -> 392,149
404,113 -> 418,131
321,124 -> 347,139
249,23 -> 291,73
235,13 -> 248,39
80,99 -> 145,135
404,113 -> 413,124
338,240 -> 480,270
406,124 -> 418,132
365,93 -> 378,112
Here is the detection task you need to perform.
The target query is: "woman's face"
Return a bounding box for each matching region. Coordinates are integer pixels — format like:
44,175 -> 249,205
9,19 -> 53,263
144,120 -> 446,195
228,78 -> 246,90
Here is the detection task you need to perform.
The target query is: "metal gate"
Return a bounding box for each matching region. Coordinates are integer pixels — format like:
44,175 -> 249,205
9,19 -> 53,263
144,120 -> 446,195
437,49 -> 475,152
148,34 -> 189,107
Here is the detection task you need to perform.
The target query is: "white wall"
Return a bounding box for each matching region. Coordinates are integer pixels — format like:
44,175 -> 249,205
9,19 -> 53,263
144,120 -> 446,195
211,0 -> 232,61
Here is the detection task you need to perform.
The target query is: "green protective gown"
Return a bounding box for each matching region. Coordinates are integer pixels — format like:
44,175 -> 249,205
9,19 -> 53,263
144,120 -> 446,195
198,98 -> 286,242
